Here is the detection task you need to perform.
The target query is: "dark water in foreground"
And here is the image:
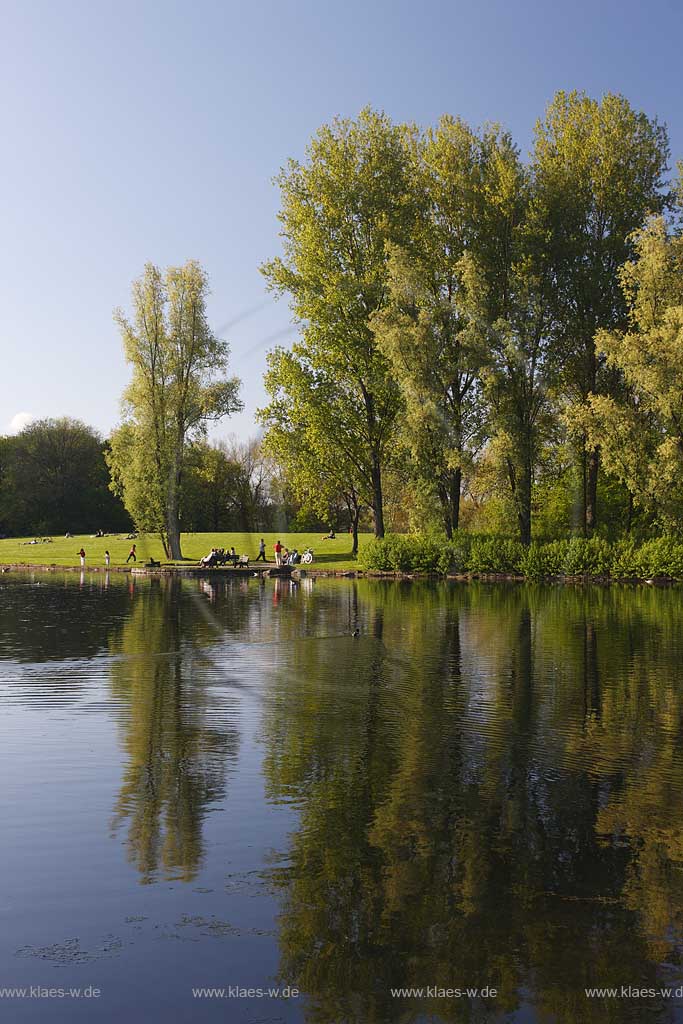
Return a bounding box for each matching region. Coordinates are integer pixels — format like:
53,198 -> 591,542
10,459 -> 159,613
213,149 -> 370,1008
2,573 -> 683,1023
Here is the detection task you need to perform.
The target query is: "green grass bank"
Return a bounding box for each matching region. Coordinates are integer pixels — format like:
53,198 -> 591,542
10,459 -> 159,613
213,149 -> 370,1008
5,531 -> 683,582
0,532 -> 369,571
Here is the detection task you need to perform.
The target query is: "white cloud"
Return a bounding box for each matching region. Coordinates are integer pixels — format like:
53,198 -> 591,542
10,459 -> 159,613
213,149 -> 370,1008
7,411 -> 35,434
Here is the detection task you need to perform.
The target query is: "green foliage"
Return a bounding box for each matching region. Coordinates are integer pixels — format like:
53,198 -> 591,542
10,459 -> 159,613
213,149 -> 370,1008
0,418 -> 130,536
574,217 -> 683,530
110,261 -> 242,557
371,117 -> 493,536
634,538 -> 683,578
260,108 -> 414,538
358,532 -> 683,580
468,537 -> 525,574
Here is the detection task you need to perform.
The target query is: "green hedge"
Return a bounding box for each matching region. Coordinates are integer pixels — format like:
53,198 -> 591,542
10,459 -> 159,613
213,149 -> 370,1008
358,533 -> 683,579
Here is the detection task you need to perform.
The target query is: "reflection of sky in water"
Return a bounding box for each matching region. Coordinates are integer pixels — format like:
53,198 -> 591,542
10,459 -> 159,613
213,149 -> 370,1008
1,573 -> 683,1023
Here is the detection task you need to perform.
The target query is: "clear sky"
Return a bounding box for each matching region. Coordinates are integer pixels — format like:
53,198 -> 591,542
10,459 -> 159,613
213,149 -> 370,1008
2,0 -> 682,441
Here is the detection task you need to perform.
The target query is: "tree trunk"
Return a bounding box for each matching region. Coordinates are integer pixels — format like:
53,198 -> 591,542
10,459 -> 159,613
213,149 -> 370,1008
166,459 -> 183,560
167,509 -> 182,560
439,482 -> 453,540
450,467 -> 461,533
517,449 -> 532,547
351,506 -> 360,557
585,446 -> 599,536
370,451 -> 385,538
581,443 -> 588,538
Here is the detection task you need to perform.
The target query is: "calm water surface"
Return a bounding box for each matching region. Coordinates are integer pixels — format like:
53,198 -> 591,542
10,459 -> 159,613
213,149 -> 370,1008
2,572 -> 683,1023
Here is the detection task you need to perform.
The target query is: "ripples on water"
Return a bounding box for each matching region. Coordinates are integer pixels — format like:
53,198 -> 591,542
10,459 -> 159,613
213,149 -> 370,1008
1,572 -> 683,1022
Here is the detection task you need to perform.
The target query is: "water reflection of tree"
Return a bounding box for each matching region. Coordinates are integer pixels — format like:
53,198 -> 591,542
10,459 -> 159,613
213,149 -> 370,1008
260,581 -> 683,1023
109,578 -> 239,883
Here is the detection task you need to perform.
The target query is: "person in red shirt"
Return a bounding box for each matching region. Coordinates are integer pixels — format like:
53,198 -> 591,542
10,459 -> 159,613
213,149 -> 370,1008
126,544 -> 137,563
274,540 -> 282,566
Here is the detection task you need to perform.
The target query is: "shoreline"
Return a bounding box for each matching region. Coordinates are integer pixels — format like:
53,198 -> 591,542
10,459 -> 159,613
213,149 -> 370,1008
0,561 -> 679,586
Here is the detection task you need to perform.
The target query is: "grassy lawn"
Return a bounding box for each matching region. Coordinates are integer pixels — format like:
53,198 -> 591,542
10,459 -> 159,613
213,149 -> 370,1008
0,531 -> 370,571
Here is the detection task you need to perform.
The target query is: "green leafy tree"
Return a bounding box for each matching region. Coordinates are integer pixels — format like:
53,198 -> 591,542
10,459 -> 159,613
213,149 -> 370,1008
573,216 -> 683,528
460,132 -> 558,545
372,118 -> 490,536
108,261 -> 242,558
259,369 -> 365,552
260,108 -> 415,537
532,91 -> 670,533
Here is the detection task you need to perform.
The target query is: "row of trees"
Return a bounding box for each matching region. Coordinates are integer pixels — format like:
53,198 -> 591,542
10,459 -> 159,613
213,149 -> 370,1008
7,92 -> 680,551
258,92 -> 675,545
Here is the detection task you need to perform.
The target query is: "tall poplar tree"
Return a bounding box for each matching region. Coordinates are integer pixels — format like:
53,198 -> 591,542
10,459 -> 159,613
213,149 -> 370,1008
371,117 -> 489,537
108,261 -> 242,559
260,108 -> 414,537
532,91 -> 669,533
458,129 -> 558,545
574,215 -> 683,528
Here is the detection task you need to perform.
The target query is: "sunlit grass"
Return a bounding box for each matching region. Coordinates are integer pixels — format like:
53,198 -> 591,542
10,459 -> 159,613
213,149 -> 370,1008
0,531 -> 369,570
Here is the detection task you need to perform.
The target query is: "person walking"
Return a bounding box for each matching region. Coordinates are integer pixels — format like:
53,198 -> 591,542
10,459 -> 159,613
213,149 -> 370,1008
78,547 -> 86,568
274,540 -> 282,566
126,543 -> 137,563
104,550 -> 111,568
255,538 -> 267,562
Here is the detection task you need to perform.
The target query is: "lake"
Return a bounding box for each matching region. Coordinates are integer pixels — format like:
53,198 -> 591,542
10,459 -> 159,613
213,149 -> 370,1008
2,572 -> 683,1023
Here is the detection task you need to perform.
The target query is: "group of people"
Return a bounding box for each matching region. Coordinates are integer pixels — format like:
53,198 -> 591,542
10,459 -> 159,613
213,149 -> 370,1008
273,540 -> 301,566
199,546 -> 241,567
76,543 -> 137,568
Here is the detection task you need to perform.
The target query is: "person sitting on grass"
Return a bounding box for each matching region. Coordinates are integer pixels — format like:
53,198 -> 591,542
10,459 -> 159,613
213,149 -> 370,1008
321,529 -> 335,540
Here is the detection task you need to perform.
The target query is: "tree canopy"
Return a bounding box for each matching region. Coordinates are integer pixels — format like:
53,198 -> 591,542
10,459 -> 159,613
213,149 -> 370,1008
108,261 -> 242,558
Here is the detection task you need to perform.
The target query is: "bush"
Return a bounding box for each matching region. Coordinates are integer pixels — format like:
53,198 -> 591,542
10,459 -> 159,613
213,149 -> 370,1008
358,532 -> 683,579
636,537 -> 683,578
468,537 -> 524,574
521,541 -> 564,578
358,534 -> 441,572
561,537 -> 613,576
610,539 -> 642,578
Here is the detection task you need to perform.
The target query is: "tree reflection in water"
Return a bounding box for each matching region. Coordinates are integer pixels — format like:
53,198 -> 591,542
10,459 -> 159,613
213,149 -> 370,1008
108,577 -> 240,883
259,582 -> 683,1024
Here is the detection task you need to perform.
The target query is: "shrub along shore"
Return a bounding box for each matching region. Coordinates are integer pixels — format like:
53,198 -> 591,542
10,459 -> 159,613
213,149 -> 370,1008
4,532 -> 683,583
358,533 -> 683,581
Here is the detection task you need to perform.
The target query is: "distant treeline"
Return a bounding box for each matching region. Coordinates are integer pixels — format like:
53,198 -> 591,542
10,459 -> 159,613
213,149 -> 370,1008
0,417 -> 333,539
0,419 -> 131,537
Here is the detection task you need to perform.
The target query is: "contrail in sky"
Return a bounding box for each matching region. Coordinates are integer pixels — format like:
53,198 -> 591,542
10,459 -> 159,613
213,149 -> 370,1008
214,302 -> 300,360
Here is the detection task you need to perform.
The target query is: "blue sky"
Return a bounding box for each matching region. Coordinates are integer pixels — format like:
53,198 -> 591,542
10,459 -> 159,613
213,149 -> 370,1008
1,0 -> 682,441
